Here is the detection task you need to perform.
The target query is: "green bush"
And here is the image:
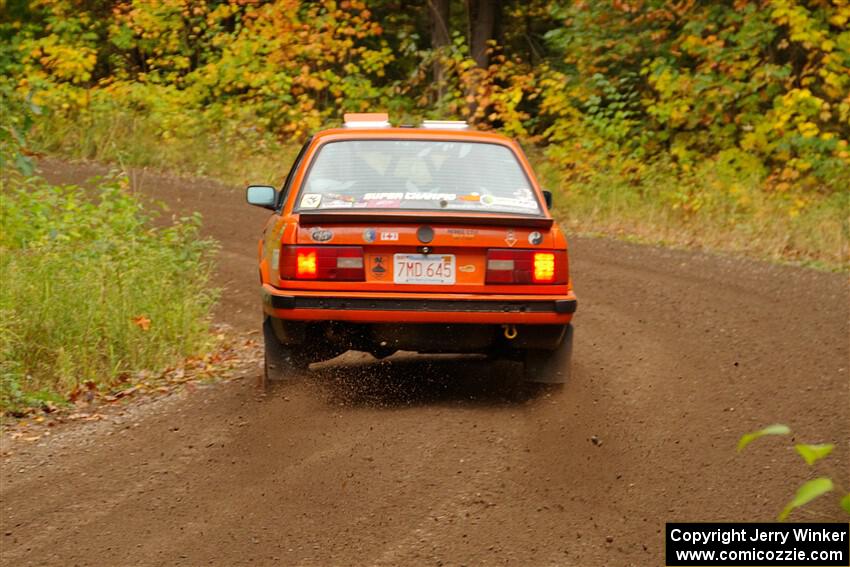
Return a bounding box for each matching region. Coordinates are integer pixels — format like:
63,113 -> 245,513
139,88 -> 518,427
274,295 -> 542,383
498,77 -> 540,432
0,171 -> 218,412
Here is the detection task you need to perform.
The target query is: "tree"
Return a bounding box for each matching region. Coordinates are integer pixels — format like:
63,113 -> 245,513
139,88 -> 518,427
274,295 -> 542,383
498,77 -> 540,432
466,0 -> 501,68
428,0 -> 451,98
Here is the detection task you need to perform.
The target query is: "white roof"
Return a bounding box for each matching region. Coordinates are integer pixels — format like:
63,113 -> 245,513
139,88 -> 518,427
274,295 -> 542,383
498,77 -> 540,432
421,120 -> 469,130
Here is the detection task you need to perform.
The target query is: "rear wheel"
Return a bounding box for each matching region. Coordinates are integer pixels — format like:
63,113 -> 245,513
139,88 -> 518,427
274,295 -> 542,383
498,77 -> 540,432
522,324 -> 574,384
261,317 -> 310,388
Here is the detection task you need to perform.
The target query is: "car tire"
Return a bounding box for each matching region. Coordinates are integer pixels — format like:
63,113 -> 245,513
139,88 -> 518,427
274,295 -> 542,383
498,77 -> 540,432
261,317 -> 310,388
522,324 -> 574,384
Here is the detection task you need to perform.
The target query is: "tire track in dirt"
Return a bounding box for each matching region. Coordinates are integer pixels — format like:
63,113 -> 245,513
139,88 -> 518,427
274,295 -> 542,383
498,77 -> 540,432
1,160 -> 846,567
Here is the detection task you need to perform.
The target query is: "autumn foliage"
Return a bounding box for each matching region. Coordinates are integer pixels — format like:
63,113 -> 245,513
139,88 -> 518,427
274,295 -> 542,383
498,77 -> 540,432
1,0 -> 848,263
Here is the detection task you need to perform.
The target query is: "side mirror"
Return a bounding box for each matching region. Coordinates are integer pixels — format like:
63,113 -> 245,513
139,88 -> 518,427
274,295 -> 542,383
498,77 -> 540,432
246,185 -> 277,210
542,189 -> 553,210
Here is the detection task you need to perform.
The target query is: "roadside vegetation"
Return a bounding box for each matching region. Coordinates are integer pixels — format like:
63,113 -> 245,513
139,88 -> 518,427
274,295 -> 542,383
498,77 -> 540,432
3,1 -> 847,268
738,424 -> 850,520
0,87 -> 218,414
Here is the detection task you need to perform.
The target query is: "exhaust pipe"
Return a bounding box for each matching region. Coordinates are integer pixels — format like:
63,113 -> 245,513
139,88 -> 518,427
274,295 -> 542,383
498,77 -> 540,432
502,324 -> 518,340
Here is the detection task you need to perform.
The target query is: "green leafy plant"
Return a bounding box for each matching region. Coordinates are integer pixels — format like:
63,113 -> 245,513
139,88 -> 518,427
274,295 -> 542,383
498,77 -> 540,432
738,424 -> 849,520
0,170 -> 219,413
0,73 -> 40,177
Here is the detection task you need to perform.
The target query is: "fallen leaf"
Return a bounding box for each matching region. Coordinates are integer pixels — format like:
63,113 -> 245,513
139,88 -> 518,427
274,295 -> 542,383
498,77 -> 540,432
132,315 -> 151,331
115,385 -> 140,399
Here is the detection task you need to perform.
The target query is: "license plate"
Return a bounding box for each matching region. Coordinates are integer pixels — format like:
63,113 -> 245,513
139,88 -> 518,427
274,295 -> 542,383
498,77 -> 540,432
393,254 -> 455,285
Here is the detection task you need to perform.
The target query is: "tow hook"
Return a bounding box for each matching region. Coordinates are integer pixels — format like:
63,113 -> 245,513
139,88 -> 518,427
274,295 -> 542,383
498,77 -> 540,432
502,324 -> 518,340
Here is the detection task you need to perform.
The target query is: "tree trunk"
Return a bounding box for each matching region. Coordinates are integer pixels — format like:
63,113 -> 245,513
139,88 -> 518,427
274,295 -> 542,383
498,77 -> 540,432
428,0 -> 451,101
466,0 -> 499,68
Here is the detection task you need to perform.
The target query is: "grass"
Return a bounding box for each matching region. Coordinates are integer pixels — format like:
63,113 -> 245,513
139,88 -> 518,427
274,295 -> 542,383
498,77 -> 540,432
29,108 -> 849,270
0,170 -> 219,413
531,152 -> 849,270
30,104 -> 297,186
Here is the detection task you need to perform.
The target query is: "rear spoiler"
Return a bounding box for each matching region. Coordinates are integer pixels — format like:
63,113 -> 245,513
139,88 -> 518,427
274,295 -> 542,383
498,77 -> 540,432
297,211 -> 554,229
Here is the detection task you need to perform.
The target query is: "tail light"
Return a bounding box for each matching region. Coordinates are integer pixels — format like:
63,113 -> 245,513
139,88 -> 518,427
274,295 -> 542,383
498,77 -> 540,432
280,246 -> 365,281
486,249 -> 567,284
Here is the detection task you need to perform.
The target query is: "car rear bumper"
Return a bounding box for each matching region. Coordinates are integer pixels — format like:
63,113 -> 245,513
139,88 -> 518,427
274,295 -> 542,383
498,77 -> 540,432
261,284 -> 576,324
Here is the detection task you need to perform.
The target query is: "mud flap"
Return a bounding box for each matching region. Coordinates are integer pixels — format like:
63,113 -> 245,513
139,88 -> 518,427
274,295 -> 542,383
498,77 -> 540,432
262,317 -> 309,387
523,324 -> 574,384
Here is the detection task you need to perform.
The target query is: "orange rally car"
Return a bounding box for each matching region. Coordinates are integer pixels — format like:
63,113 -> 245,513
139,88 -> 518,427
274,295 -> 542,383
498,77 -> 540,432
246,114 -> 577,386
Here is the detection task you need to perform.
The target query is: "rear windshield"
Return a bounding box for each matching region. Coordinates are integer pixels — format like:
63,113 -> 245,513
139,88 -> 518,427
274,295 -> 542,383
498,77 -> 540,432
295,140 -> 542,215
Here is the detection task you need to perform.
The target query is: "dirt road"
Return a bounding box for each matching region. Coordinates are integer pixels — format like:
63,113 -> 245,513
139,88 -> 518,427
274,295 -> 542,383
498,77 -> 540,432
2,160 -> 847,566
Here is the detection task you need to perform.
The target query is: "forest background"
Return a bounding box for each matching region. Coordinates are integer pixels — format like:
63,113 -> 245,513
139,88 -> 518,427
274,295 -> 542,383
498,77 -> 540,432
1,0 -> 848,267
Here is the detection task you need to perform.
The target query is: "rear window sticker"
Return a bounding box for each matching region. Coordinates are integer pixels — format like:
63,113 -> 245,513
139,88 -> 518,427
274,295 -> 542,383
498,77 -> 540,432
300,194 -> 322,209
